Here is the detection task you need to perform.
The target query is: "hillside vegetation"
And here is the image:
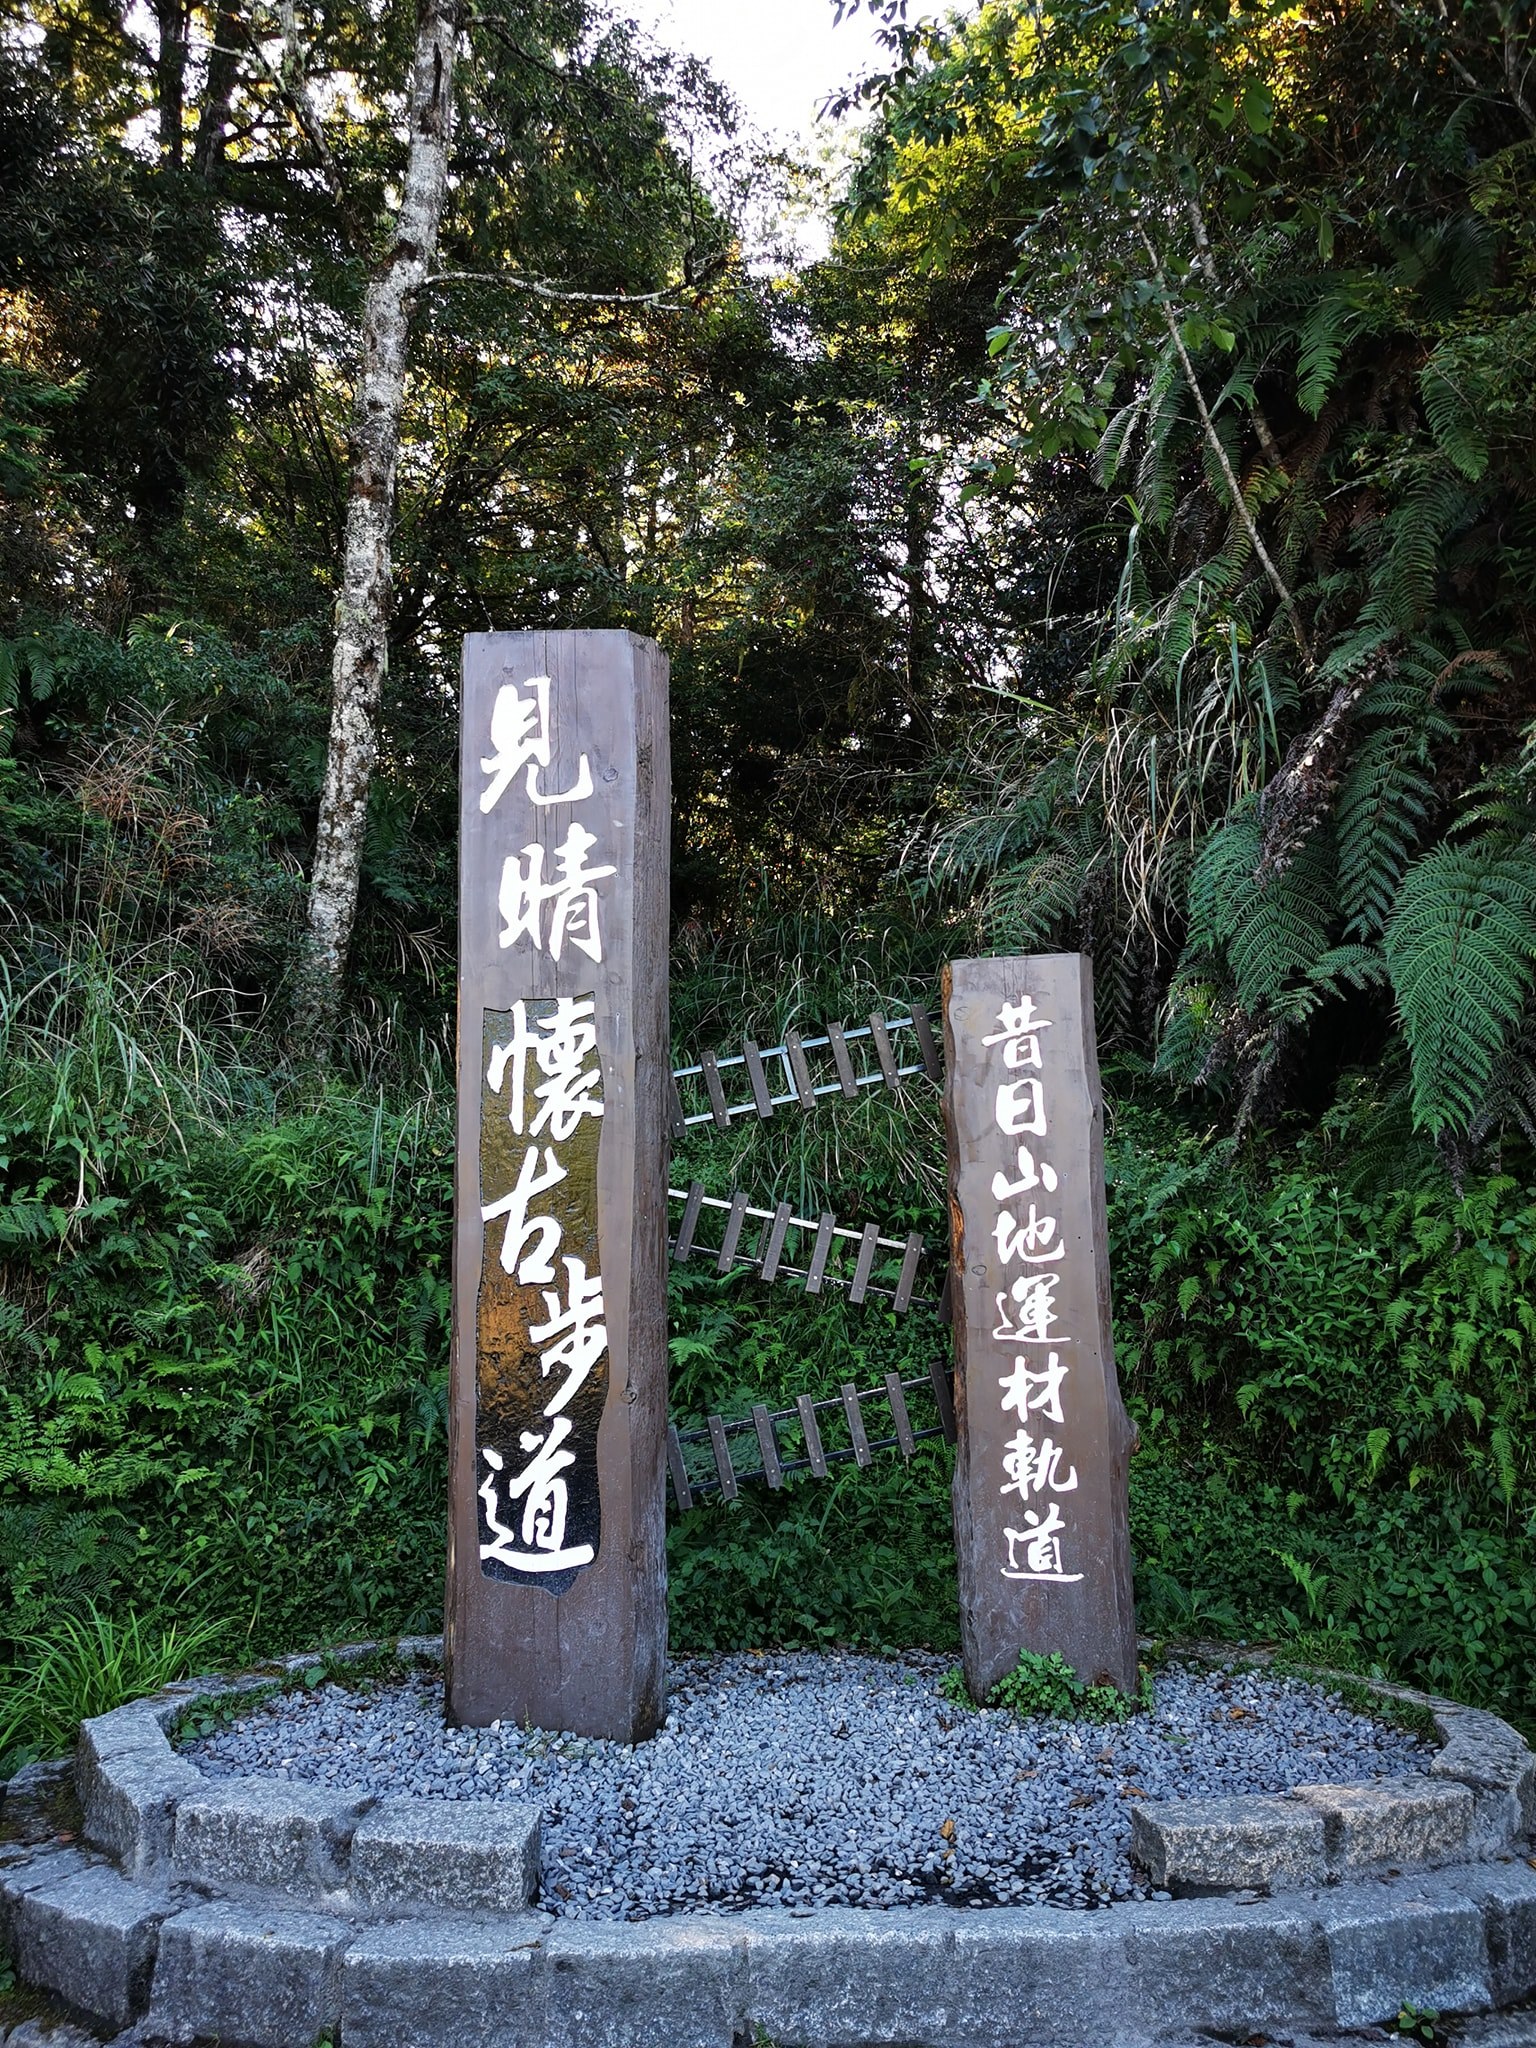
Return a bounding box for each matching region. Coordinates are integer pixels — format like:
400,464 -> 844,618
2,0 -> 1535,1762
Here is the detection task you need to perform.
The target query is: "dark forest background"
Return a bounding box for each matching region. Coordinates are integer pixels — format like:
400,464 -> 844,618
3,0 -> 1536,1760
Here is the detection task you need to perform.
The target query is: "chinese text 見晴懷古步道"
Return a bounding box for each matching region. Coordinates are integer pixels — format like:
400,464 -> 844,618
474,674 -> 613,1583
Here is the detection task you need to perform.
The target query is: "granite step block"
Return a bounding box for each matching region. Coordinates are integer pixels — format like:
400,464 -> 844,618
172,1779 -> 371,1894
146,1899 -> 352,2048
348,1795 -> 540,1911
1294,1775 -> 1474,1874
1130,1795 -> 1327,1894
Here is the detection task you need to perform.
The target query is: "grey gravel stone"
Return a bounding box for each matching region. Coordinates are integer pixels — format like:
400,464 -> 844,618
172,1778 -> 369,1895
1131,1794 -> 1327,1893
1295,1775 -> 1474,1873
10,1865 -> 172,2029
1322,1884 -> 1491,2027
349,1795 -> 539,1910
181,1655 -> 1432,1921
146,1900 -> 351,2047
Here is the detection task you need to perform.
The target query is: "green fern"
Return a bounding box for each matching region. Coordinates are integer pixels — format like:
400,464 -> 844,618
1187,809 -> 1337,1013
1296,288 -> 1359,417
1420,356 -> 1490,482
1133,351 -> 1187,531
1384,842 -> 1536,1135
1154,974 -> 1229,1090
1336,712 -> 1452,939
1272,944 -> 1388,1024
1366,465 -> 1477,633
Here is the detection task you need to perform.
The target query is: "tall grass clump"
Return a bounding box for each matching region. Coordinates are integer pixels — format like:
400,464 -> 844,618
0,911 -> 456,1770
0,1603 -> 224,1766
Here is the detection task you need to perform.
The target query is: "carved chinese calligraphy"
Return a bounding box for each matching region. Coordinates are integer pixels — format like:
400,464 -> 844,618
445,632 -> 670,1741
943,954 -> 1137,1700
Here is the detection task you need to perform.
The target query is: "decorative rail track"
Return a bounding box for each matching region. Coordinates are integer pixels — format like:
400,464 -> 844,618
670,1005 -> 942,1134
667,1182 -> 950,1317
664,996 -> 954,1510
665,1356 -> 957,1510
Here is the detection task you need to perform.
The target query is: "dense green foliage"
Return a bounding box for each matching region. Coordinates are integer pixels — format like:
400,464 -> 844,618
865,0 -> 1536,1156
4,0 -> 1536,1763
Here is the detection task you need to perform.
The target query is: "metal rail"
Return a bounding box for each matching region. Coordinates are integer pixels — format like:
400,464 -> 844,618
667,1183 -> 950,1317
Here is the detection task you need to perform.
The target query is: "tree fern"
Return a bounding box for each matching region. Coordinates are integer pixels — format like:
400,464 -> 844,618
1336,723 -> 1440,937
1187,808 -> 1338,1013
1384,841 -> 1536,1135
1338,643 -> 1503,935
1272,944 -> 1389,1025
1363,464 -> 1478,633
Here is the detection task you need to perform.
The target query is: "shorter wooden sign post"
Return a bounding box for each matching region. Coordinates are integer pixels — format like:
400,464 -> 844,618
444,629 -> 669,1742
942,953 -> 1137,1699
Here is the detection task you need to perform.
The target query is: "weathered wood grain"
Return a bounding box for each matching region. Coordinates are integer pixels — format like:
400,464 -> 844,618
943,953 -> 1137,1698
444,630 -> 669,1742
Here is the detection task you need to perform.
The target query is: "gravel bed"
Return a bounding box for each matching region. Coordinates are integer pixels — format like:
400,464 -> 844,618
181,1653 -> 1432,1920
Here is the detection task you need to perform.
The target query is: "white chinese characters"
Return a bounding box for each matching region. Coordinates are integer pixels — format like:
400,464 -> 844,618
477,1003 -> 611,1572
980,992 -> 1086,1587
480,674 -> 595,812
477,669 -> 619,1583
483,673 -> 615,961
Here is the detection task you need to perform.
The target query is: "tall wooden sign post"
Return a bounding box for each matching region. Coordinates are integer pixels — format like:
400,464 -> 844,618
444,630 -> 670,1742
943,953 -> 1137,1699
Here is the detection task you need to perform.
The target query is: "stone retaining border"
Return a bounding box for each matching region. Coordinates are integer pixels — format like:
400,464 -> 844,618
2,1639 -> 1534,2047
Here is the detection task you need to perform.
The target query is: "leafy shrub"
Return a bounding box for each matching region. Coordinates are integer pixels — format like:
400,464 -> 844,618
1109,1091 -> 1536,1719
942,1649 -> 1149,1723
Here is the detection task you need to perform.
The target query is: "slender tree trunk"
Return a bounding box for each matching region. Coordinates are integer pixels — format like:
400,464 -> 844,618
193,4 -> 242,180
295,0 -> 460,1040
154,0 -> 189,166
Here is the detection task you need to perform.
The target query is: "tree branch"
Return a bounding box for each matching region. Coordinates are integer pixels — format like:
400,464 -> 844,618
215,10 -> 369,252
1182,189 -> 1288,477
1137,225 -> 1315,675
423,269 -> 691,307
1383,0 -> 1536,134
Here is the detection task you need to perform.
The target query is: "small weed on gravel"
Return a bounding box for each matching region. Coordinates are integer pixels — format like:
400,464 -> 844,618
940,1650 -> 1154,1724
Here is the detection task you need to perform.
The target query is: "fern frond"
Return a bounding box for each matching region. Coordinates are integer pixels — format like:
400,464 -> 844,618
1364,466 -> 1477,632
1095,389 -> 1146,489
1420,358 -> 1490,481
1384,842 -> 1536,1135
1296,289 -> 1358,418
1336,725 -> 1440,937
1187,809 -> 1338,1011
1134,351 -> 1186,531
